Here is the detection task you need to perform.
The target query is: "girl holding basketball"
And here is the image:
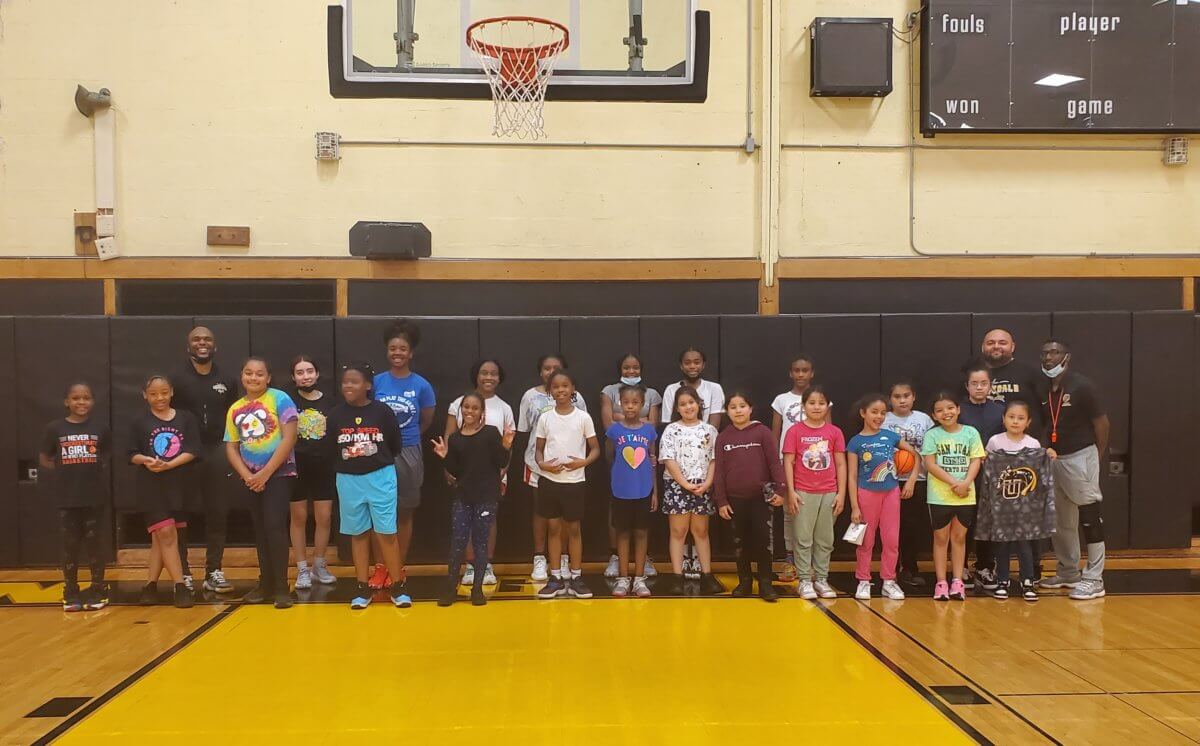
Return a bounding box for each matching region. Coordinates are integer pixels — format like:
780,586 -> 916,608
883,381 -> 935,587
921,392 -> 986,601
846,394 -> 920,601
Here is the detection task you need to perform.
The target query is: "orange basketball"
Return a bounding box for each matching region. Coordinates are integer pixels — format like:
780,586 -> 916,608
895,449 -> 916,476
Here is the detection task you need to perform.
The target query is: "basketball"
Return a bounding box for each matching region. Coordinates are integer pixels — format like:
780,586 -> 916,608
895,449 -> 916,476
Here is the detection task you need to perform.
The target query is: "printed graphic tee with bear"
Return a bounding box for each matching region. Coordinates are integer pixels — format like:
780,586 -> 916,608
224,388 -> 299,476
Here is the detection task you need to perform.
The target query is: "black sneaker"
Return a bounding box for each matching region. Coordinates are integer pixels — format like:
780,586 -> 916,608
62,593 -> 84,612
174,583 -> 194,609
139,582 -> 158,606
471,587 -> 487,606
241,584 -> 272,604
898,569 -> 926,588
1021,579 -> 1039,602
976,567 -> 999,591
568,576 -> 593,599
273,592 -> 293,609
991,582 -> 1009,600
438,577 -> 458,607
758,579 -> 779,603
83,583 -> 110,611
537,576 -> 567,599
731,576 -> 754,597
699,574 -> 725,596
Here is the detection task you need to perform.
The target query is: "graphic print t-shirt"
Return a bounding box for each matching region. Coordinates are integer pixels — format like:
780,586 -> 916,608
659,421 -> 718,484
517,387 -> 587,485
846,430 -> 902,492
605,422 -> 658,499
373,371 -> 436,447
883,411 -> 934,481
223,388 -> 299,476
128,409 -> 201,509
921,425 -> 986,506
783,421 -> 845,494
41,419 -> 110,508
327,400 -> 403,475
291,392 -> 335,462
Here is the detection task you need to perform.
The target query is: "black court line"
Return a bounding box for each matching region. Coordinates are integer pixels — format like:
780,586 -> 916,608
1111,692 -> 1200,744
854,601 -> 1064,745
31,605 -> 238,745
1004,690 -> 1200,696
810,602 -> 996,745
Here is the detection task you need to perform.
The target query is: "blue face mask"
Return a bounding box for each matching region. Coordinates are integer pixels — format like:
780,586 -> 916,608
620,376 -> 641,386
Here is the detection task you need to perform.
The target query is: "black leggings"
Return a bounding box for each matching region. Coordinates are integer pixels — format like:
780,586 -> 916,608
60,507 -> 104,590
994,540 -> 1038,583
899,481 -> 929,574
449,501 -> 496,584
247,476 -> 293,595
730,497 -> 772,580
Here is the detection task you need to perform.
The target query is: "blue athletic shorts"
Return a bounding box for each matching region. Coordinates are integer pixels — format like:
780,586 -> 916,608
337,467 -> 398,536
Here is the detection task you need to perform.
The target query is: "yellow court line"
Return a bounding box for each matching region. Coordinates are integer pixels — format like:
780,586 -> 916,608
60,600 -> 973,744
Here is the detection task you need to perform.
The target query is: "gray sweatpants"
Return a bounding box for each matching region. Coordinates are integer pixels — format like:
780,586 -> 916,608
1050,447 -> 1105,582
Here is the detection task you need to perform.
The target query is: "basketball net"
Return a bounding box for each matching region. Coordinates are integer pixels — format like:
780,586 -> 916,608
467,17 -> 569,139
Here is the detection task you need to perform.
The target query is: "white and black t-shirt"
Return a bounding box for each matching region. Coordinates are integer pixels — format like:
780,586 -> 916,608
659,420 -> 719,483
883,410 -> 935,481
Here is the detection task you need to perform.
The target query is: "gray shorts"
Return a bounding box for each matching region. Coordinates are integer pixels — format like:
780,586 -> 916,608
394,445 -> 425,509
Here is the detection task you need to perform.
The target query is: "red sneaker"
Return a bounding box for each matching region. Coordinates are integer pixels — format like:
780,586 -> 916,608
368,563 -> 389,590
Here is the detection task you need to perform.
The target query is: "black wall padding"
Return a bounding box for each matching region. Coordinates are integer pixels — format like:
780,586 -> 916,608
799,315 -> 882,435
249,318 -> 337,394
110,317 -> 196,513
638,316 -> 721,405
881,314 -> 973,410
1051,311 -> 1131,550
969,313 -> 1052,370
348,280 -> 759,318
781,279 -> 1181,314
0,318 -> 18,566
718,315 -> 802,427
15,317 -> 112,566
1129,312 -> 1195,548
0,280 -> 105,316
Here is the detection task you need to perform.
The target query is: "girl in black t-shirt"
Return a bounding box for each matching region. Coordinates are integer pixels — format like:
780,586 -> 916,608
40,383 -> 110,612
431,392 -> 513,607
288,356 -> 338,590
128,375 -> 200,608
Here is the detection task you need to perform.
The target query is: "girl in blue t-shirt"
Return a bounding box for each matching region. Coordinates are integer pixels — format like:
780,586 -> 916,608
847,394 -> 920,601
604,385 -> 658,598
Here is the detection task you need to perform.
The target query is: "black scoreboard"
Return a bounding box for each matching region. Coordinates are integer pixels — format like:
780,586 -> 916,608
921,0 -> 1200,134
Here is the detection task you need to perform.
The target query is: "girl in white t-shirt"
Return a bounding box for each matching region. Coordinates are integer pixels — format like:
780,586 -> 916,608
883,380 -> 936,588
661,347 -> 725,428
771,353 -> 818,582
659,386 -> 722,595
517,354 -> 587,582
443,358 -> 516,586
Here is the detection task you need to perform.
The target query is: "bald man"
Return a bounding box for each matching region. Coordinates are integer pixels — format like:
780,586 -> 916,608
172,326 -> 238,594
980,328 -> 1042,423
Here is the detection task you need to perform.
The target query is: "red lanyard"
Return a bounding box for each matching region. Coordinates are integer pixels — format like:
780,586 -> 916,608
1047,387 -> 1065,444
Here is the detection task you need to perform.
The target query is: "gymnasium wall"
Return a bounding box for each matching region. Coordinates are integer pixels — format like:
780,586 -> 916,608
0,311 -> 1193,567
0,0 -> 1196,262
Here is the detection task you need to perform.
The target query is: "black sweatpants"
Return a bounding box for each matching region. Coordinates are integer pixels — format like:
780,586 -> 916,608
449,500 -> 496,582
60,507 -> 104,591
898,481 -> 929,574
179,443 -> 234,575
730,497 -> 772,581
246,476 -> 293,595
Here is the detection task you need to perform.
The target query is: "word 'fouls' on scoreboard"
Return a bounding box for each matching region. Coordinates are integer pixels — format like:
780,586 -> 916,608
921,0 -> 1200,134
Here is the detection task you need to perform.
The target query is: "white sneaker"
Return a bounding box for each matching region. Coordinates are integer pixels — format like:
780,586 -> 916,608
531,555 -> 548,582
482,563 -> 498,586
461,564 -> 475,586
604,554 -> 620,578
182,574 -> 194,592
632,576 -> 652,598
560,554 -> 570,577
294,565 -> 312,590
612,577 -> 631,598
881,580 -> 906,600
643,556 -> 658,577
799,580 -> 818,600
312,559 -> 337,585
814,579 -> 837,599
855,580 -> 872,600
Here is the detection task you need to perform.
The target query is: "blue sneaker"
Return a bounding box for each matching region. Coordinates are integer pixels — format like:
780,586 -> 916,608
537,576 -> 567,599
390,582 -> 412,608
350,582 -> 372,610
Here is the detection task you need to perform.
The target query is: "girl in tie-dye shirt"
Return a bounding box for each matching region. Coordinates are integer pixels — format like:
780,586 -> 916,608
224,357 -> 299,609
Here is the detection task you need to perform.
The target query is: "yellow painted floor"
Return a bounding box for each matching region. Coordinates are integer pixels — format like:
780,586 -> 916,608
55,601 -> 969,744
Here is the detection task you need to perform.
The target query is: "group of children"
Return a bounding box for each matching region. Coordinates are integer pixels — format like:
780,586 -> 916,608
41,322 -> 1058,611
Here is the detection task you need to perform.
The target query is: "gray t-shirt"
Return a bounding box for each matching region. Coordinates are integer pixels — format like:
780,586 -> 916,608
601,383 -> 663,420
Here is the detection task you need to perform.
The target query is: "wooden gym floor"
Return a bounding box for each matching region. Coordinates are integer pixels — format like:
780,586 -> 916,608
2,558 -> 1198,745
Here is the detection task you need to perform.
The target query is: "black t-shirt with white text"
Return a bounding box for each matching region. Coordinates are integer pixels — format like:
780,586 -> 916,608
327,400 -> 403,475
171,362 -> 237,446
1039,370 -> 1105,456
41,418 -> 110,508
987,358 -> 1044,428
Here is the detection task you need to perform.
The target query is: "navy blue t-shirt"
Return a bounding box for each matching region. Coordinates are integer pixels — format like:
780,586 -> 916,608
605,422 -> 657,499
847,429 -> 902,492
959,399 -> 1006,444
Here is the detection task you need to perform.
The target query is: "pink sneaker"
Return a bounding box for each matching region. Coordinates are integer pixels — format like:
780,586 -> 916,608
933,580 -> 950,601
949,578 -> 966,601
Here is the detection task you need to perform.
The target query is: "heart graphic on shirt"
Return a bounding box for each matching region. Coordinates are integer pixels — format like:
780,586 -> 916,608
621,446 -> 646,469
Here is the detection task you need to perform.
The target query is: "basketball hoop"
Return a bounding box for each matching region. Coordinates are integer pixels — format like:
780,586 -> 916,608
466,16 -> 569,139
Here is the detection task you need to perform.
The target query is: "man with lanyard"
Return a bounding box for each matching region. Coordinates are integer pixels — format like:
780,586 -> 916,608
1037,339 -> 1109,600
171,326 -> 237,594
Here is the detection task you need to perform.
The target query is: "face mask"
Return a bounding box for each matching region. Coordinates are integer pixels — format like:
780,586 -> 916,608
189,352 -> 211,363
296,384 -> 317,393
1043,361 -> 1066,378
620,376 -> 641,386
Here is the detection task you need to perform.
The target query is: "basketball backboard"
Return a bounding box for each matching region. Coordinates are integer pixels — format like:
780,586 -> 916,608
328,0 -> 709,101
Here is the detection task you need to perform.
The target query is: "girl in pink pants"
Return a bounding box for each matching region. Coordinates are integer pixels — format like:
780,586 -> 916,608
846,394 -> 920,601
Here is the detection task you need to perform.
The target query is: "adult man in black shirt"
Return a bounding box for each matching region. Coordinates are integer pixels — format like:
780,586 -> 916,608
980,328 -> 1043,422
171,326 -> 238,594
1036,339 -> 1109,600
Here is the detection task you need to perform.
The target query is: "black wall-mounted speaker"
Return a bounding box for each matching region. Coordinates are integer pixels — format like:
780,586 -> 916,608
348,221 -> 432,259
810,17 -> 893,98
